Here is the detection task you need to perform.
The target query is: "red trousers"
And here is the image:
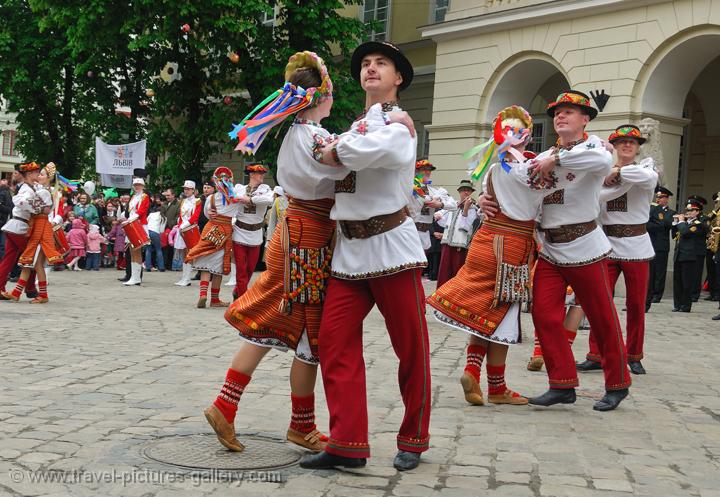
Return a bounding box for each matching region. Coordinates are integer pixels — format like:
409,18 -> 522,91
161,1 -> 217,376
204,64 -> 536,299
0,232 -> 36,294
232,242 -> 261,297
436,245 -> 467,288
587,259 -> 648,362
532,258 -> 631,391
319,269 -> 431,458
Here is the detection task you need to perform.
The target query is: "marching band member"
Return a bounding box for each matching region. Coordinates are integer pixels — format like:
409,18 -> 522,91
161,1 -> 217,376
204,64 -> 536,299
577,125 -> 657,375
2,163 -> 64,303
435,179 -> 477,287
122,176 -> 150,286
231,163 -> 274,299
671,198 -> 707,313
174,180 -> 201,287
185,167 -> 239,308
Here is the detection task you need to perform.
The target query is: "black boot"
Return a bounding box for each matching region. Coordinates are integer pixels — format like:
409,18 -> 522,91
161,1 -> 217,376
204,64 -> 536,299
528,388 -> 576,406
393,450 -> 421,471
712,313 -> 720,321
576,360 -> 602,371
629,361 -> 646,375
299,451 -> 366,469
593,388 -> 629,411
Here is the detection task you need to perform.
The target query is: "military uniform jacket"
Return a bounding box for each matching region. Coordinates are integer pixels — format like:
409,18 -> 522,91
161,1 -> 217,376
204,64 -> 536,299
673,218 -> 707,262
647,203 -> 675,253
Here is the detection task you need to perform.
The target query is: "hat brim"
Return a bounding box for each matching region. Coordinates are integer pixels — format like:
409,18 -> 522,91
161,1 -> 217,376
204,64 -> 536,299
416,165 -> 436,171
457,186 -> 476,192
546,101 -> 598,120
351,42 -> 414,92
609,136 -> 646,145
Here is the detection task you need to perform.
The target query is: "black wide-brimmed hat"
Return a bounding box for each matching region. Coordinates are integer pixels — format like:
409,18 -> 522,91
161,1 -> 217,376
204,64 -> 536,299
351,41 -> 414,92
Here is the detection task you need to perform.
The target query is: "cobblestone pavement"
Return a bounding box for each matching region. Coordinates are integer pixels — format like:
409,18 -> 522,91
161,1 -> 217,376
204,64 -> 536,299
1,269 -> 719,497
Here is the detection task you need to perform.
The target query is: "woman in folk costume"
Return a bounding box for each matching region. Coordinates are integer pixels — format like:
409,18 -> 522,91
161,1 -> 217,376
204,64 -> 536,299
174,180 -> 202,287
122,177 -> 150,286
185,167 -> 239,308
428,106 -> 572,406
203,51 -> 355,454
2,163 -> 64,303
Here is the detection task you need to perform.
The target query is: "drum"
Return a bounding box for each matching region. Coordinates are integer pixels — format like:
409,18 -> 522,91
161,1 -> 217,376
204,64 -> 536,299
122,218 -> 150,249
52,224 -> 70,257
180,223 -> 201,249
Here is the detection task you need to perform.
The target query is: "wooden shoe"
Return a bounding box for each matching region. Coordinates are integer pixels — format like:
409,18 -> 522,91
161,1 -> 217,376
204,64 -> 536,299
286,428 -> 327,452
1,291 -> 19,302
203,405 -> 245,452
29,297 -> 49,304
210,300 -> 229,308
460,372 -> 484,405
197,297 -> 207,308
527,356 -> 544,371
488,389 -> 529,405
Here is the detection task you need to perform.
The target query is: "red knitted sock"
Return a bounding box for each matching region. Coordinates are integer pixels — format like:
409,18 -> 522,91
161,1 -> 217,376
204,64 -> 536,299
532,331 -> 543,357
11,278 -> 27,298
487,364 -> 508,396
199,281 -> 209,298
38,281 -> 48,299
213,368 -> 251,424
210,288 -> 221,304
464,344 -> 486,382
565,328 -> 577,346
289,393 -> 319,434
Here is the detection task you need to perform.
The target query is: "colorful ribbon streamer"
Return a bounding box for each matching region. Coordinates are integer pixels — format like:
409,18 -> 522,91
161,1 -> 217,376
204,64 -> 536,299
56,174 -> 80,192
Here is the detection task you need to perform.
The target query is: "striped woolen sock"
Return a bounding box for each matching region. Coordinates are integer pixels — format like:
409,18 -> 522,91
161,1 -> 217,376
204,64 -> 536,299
565,328 -> 577,346
210,288 -> 221,303
487,364 -> 508,395
464,343 -> 486,382
532,331 -> 543,357
11,278 -> 27,298
213,368 -> 251,424
38,281 -> 48,299
199,281 -> 209,298
289,394 -> 317,434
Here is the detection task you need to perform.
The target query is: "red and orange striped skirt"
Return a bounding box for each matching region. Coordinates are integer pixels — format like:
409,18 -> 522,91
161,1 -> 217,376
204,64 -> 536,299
427,212 -> 536,337
18,215 -> 64,267
185,216 -> 233,275
225,198 -> 335,358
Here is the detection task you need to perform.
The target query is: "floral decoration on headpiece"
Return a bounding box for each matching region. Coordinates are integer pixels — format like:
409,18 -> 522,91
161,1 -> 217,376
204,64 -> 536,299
17,161 -> 41,173
244,163 -> 269,174
546,90 -> 598,120
463,105 -> 533,181
228,51 -> 333,155
415,159 -> 436,171
608,124 -> 646,145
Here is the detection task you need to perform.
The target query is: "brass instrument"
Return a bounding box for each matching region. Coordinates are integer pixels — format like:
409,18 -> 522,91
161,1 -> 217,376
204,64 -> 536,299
706,193 -> 720,252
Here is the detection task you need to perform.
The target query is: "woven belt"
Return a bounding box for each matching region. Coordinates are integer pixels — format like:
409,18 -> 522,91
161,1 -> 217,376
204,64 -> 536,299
235,220 -> 264,231
603,223 -> 647,238
339,209 -> 407,240
415,222 -> 432,232
210,215 -> 232,225
12,215 -> 29,224
540,221 -> 597,244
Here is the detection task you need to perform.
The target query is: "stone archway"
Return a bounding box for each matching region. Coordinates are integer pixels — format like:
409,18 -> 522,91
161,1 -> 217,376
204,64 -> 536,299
481,52 -> 570,153
634,26 -> 720,206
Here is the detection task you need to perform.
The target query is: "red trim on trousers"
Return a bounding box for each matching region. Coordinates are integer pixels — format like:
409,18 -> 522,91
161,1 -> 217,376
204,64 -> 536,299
319,269 -> 431,459
532,258 -> 631,391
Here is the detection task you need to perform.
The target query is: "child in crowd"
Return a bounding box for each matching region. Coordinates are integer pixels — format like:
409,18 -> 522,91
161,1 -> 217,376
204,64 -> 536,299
63,211 -> 76,232
85,224 -> 105,271
66,218 -> 88,271
106,219 -> 126,270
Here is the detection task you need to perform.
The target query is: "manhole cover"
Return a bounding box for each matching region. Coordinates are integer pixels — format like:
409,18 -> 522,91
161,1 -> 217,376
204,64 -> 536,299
141,434 -> 303,470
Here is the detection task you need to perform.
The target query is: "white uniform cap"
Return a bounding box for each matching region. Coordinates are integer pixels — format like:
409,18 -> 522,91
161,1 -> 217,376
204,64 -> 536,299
183,180 -> 196,189
132,178 -> 145,186
273,186 -> 284,196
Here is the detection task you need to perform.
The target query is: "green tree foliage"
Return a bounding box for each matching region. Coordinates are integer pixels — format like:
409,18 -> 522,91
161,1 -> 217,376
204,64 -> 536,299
1,0 -> 366,185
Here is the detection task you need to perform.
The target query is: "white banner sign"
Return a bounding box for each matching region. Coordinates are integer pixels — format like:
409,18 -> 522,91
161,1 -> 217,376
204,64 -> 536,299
95,138 -> 146,176
100,174 -> 133,189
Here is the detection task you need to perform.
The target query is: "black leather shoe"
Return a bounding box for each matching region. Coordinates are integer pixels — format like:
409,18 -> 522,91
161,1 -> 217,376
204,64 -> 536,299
593,388 -> 629,411
192,272 -> 201,280
680,307 -> 691,313
651,297 -> 661,303
576,360 -> 602,371
629,361 -> 646,375
25,291 -> 38,299
712,313 -> 720,321
704,295 -> 720,301
118,276 -> 129,282
299,451 -> 366,469
692,297 -> 699,303
393,450 -> 421,471
528,388 -> 576,406
671,308 -> 680,312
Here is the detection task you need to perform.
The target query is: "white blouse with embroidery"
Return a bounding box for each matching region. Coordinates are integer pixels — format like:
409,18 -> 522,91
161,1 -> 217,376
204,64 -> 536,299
232,183 -> 274,246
